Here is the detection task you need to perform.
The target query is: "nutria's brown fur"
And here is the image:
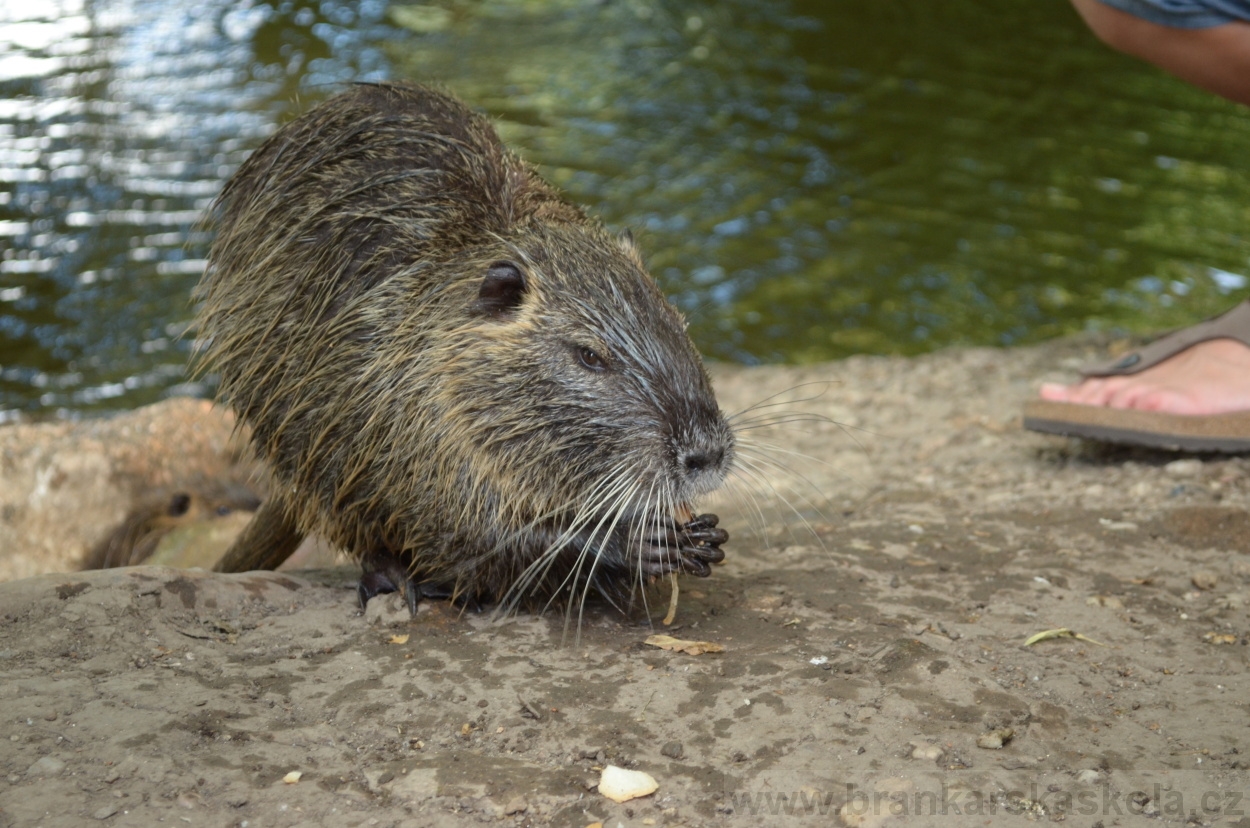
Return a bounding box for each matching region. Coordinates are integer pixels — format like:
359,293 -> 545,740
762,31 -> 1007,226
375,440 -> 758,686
195,81 -> 733,611
82,481 -> 261,570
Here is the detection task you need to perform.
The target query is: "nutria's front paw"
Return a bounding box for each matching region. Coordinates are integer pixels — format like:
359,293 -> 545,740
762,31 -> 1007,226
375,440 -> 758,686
638,513 -> 728,579
676,513 -> 728,578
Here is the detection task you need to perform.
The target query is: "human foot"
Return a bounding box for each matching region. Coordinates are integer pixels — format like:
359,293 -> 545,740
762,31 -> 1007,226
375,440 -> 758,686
1039,338 -> 1250,416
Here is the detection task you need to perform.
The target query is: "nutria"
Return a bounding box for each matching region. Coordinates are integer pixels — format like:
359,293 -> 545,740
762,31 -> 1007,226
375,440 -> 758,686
195,81 -> 732,614
82,481 -> 262,569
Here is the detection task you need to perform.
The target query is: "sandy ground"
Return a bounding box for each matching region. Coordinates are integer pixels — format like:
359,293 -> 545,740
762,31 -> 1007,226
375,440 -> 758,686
1,337 -> 1248,828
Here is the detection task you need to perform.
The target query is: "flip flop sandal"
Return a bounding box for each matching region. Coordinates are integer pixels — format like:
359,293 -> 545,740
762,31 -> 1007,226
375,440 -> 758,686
1023,299 -> 1250,452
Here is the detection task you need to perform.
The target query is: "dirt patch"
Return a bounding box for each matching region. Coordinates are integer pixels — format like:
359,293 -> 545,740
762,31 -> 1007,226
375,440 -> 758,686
1,339 -> 1248,826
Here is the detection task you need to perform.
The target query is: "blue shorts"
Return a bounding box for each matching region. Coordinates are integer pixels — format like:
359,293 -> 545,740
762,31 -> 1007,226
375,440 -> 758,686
1097,0 -> 1250,27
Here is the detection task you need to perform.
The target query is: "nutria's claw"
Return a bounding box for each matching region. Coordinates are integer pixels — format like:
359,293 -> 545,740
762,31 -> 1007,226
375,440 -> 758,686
358,549 -> 420,616
358,572 -> 419,616
680,513 -> 729,547
682,513 -> 719,532
415,582 -> 486,614
675,513 -> 728,578
677,539 -> 726,578
677,557 -> 707,578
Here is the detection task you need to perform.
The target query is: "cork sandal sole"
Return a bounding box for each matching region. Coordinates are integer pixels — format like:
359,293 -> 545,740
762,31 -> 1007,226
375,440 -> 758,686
1023,399 -> 1250,453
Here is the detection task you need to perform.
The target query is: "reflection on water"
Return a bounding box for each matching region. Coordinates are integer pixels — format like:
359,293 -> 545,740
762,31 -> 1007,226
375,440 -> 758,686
0,0 -> 391,418
1,0 -> 1248,419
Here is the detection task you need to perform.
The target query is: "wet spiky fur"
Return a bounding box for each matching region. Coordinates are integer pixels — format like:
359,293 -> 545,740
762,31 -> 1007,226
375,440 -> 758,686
195,81 -> 733,608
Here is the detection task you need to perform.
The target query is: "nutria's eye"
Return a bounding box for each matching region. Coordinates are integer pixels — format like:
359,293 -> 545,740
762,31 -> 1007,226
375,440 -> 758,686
216,505 -> 233,516
577,347 -> 607,372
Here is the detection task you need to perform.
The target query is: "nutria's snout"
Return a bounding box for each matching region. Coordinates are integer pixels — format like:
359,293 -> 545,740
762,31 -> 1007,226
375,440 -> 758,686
672,411 -> 735,499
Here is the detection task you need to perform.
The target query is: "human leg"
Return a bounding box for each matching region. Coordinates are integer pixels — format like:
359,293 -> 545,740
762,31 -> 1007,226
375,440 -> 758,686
1069,0 -> 1250,105
1032,1 -> 1250,437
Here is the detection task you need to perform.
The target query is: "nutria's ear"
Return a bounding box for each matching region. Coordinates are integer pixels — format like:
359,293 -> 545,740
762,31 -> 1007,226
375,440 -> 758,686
616,228 -> 643,264
167,493 -> 192,517
472,261 -> 527,319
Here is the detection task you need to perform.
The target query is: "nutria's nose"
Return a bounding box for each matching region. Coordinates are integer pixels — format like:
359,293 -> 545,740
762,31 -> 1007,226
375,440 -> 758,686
680,447 -> 725,476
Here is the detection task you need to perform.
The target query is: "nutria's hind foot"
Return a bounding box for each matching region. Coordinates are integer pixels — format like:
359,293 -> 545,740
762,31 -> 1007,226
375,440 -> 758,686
357,551 -> 488,616
358,549 -> 420,616
405,581 -> 486,614
638,513 -> 728,579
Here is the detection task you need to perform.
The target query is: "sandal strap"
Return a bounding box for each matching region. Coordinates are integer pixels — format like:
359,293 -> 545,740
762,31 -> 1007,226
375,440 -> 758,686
1082,299 -> 1250,377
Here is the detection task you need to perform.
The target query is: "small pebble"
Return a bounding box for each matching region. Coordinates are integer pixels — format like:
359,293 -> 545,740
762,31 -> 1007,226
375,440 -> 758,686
175,792 -> 201,809
503,796 -> 527,815
1191,570 -> 1219,591
282,771 -> 301,784
1202,632 -> 1237,645
27,756 -> 66,777
1076,769 -> 1102,785
976,727 -> 1014,750
1165,459 -> 1203,477
661,741 -> 683,760
910,743 -> 943,761
92,804 -> 118,820
598,765 -> 658,803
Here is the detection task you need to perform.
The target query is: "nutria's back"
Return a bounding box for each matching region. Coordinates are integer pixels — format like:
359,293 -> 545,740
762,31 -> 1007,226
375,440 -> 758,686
197,81 -> 733,610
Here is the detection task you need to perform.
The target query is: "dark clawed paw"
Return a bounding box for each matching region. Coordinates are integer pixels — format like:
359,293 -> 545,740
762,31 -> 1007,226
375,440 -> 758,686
681,513 -> 729,546
638,520 -> 685,577
638,542 -> 681,577
677,512 -> 729,578
358,550 -> 420,616
683,542 -> 725,565
418,582 -> 485,614
637,513 -> 730,579
680,556 -> 712,578
358,571 -> 396,605
682,513 -> 719,532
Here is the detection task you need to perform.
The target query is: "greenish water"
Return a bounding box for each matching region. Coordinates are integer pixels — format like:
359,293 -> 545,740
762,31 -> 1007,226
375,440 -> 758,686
2,0 -> 1248,419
